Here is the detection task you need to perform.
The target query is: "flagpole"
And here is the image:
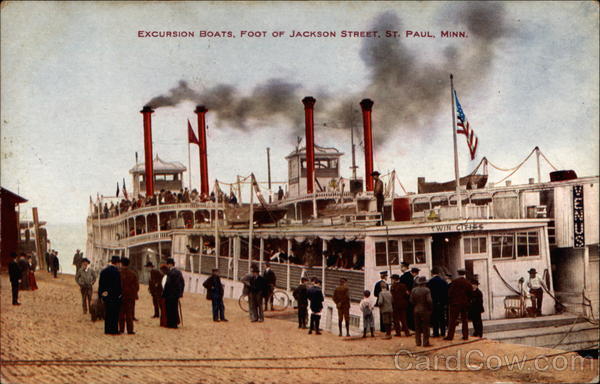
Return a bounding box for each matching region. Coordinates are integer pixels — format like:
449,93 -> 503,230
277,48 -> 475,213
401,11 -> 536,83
187,141 -> 192,190
450,74 -> 462,219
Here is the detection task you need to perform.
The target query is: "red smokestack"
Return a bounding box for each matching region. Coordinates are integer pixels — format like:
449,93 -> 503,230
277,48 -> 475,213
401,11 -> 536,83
360,99 -> 374,191
140,106 -> 155,196
302,97 -> 316,194
194,106 -> 209,197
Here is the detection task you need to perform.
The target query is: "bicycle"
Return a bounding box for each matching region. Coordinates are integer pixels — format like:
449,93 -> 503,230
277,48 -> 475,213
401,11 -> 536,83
238,289 -> 291,312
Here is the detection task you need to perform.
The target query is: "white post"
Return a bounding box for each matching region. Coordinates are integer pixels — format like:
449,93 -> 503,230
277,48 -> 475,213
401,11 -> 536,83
321,239 -> 327,292
199,236 -> 204,274
214,181 -> 220,269
536,147 -> 542,183
187,142 -> 192,190
312,171 -> 318,219
450,74 -> 462,219
248,176 -> 255,273
287,239 -> 292,291
259,238 -> 264,272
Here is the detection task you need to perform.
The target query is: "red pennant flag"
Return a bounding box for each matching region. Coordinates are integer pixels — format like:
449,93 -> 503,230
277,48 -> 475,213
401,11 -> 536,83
188,119 -> 199,145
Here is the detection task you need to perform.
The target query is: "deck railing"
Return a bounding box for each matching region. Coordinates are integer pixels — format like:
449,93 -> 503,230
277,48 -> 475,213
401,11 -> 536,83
186,252 -> 365,302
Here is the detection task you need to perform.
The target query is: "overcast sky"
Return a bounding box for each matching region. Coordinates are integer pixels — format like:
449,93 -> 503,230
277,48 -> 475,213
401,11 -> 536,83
1,1 -> 598,224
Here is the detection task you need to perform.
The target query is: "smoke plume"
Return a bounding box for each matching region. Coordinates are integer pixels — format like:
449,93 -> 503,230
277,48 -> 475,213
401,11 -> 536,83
145,3 -> 512,147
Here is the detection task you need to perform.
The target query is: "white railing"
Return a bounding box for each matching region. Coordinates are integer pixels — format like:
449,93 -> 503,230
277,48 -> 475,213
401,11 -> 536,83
91,202 -> 225,226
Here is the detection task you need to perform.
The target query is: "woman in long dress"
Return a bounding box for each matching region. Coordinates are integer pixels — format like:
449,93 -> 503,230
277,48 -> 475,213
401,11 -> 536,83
27,255 -> 38,291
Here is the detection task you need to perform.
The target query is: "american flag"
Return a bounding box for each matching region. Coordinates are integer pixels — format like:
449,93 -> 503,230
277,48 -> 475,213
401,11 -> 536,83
454,90 -> 478,160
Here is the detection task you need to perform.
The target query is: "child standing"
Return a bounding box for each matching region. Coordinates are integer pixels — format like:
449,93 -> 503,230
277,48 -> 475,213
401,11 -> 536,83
360,290 -> 375,338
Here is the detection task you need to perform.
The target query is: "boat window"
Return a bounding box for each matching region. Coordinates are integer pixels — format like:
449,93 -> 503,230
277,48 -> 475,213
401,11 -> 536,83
414,239 -> 426,264
464,236 -> 487,255
375,241 -> 387,266
400,239 -> 426,264
516,231 -> 540,257
492,234 -> 514,259
401,240 -> 414,264
388,241 -> 399,265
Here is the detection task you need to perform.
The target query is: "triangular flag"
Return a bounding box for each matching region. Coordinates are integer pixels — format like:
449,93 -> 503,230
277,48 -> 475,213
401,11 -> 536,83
188,119 -> 199,145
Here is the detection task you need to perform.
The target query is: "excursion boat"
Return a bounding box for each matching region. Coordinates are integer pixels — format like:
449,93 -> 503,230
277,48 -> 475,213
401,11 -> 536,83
87,99 -> 599,351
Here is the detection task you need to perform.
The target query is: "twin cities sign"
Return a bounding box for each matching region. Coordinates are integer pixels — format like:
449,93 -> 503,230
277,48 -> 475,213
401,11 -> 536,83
431,222 -> 484,233
573,185 -> 585,248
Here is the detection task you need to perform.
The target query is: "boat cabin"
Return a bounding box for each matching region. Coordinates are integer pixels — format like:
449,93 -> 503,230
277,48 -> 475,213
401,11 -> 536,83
129,155 -> 187,197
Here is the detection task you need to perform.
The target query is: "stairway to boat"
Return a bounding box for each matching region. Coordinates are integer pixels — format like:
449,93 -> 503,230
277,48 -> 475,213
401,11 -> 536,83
481,313 -> 599,352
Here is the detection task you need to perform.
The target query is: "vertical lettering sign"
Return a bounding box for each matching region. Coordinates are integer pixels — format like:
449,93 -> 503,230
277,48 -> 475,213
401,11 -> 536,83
573,185 -> 585,248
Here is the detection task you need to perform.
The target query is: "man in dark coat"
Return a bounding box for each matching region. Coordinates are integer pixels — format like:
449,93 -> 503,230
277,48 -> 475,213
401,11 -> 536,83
444,269 -> 473,341
72,249 -> 84,273
203,268 -> 227,322
333,278 -> 351,337
9,253 -> 21,305
390,274 -> 411,337
293,277 -> 309,328
162,258 -> 185,328
98,256 -> 122,335
427,268 -> 449,337
373,270 -> 389,332
50,251 -> 60,278
119,258 -> 139,334
17,254 -> 30,290
469,280 -> 484,338
307,279 -> 324,335
372,171 -> 384,225
399,262 -> 414,290
410,276 -> 433,347
248,265 -> 267,322
45,251 -> 51,272
146,261 -> 163,318
262,262 -> 276,311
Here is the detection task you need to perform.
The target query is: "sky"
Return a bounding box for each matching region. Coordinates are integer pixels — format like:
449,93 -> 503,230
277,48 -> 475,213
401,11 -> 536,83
1,1 -> 598,225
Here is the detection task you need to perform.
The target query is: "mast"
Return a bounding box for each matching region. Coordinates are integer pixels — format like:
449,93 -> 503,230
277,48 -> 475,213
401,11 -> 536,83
266,147 -> 272,203
247,175 -> 255,273
350,105 -> 357,180
450,74 -> 462,218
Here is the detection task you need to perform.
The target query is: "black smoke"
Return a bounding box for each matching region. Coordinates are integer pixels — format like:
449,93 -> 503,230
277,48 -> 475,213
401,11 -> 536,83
144,3 -> 512,147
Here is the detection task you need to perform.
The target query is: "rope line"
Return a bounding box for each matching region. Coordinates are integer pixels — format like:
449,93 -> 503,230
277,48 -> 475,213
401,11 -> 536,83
538,150 -> 559,171
0,339 -> 483,365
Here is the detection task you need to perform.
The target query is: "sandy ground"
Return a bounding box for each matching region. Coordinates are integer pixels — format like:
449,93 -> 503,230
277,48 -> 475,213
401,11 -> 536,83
1,272 -> 598,384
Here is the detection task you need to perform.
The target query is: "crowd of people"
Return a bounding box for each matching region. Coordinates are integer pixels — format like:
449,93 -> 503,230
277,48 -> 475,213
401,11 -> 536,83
96,256 -> 185,335
8,252 -> 38,305
94,188 -> 243,220
361,263 -> 485,346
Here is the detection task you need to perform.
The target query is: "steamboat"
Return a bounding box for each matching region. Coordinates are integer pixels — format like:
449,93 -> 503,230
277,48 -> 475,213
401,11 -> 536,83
87,97 -> 599,352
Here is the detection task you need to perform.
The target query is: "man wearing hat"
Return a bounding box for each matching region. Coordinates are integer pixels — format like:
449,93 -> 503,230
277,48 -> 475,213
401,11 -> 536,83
146,261 -> 163,318
293,277 -> 310,329
162,258 -> 185,328
119,258 -> 139,335
469,279 -> 484,337
444,268 -> 472,341
333,277 -> 351,336
526,268 -> 545,317
248,264 -> 267,322
372,171 -> 385,225
399,262 -> 414,290
262,262 -> 277,311
410,276 -> 433,347
427,267 -> 449,338
98,255 -> 122,335
75,258 -> 97,315
373,270 -> 389,332
72,249 -> 84,274
307,279 -> 325,335
390,274 -> 411,337
203,268 -> 227,322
